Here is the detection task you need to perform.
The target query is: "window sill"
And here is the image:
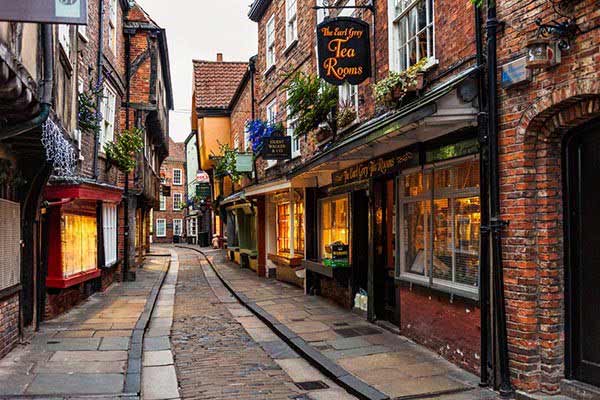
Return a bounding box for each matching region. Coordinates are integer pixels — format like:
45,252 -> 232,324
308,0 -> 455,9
264,64 -> 276,77
283,39 -> 298,57
396,273 -> 479,301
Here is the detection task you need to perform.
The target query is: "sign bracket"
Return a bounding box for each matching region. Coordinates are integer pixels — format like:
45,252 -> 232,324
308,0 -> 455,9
312,0 -> 374,13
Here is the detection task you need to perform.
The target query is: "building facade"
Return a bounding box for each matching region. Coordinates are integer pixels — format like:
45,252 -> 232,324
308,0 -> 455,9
154,139 -> 186,243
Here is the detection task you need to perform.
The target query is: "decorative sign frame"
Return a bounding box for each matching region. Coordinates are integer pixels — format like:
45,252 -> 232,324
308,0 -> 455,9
260,137 -> 292,160
317,17 -> 372,86
0,0 -> 88,25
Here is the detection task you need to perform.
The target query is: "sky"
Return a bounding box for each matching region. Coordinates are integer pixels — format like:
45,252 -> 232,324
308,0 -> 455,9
135,0 -> 258,142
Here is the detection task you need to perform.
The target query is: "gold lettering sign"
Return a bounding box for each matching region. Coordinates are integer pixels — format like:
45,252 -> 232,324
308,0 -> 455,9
317,17 -> 371,86
332,150 -> 417,186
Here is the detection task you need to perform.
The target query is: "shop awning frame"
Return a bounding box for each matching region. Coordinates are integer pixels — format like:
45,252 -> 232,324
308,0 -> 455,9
44,181 -> 123,203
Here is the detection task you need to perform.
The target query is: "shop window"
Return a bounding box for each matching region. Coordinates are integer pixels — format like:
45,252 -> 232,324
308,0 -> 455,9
173,219 -> 183,236
389,0 -> 435,71
102,204 -> 117,266
398,157 -> 480,298
276,201 -> 304,254
319,195 -> 349,260
61,213 -> 97,278
156,219 -> 166,237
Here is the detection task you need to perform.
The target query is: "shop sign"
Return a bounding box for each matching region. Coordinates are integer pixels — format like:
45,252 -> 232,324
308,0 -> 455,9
235,153 -> 254,173
332,149 -> 417,186
0,0 -> 88,25
196,170 -> 210,184
260,136 -> 291,160
501,56 -> 532,88
195,183 -> 211,200
317,17 -> 371,86
161,185 -> 171,197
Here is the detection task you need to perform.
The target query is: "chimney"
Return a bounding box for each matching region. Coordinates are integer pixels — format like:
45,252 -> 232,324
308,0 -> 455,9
217,53 -> 223,62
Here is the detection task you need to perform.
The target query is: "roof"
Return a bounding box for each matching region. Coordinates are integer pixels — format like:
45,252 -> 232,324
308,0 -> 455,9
193,60 -> 248,112
248,0 -> 272,22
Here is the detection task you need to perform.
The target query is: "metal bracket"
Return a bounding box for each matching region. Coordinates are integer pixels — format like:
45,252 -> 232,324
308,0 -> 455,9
312,0 -> 374,13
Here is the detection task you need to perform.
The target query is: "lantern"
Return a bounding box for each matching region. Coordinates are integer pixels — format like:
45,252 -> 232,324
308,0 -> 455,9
526,38 -> 561,69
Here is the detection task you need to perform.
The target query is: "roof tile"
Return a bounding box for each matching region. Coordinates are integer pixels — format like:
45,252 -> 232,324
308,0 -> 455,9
193,60 -> 248,110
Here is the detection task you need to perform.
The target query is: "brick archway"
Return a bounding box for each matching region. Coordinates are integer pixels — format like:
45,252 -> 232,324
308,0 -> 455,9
500,80 -> 600,394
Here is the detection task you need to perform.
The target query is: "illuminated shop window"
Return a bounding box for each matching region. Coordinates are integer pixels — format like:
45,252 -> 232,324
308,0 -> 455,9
61,213 -> 98,278
319,195 -> 349,260
276,201 -> 304,255
398,157 -> 480,297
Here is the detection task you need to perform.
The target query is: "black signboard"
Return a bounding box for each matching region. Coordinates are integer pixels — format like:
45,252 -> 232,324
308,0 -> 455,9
332,147 -> 419,186
195,183 -> 211,200
161,185 -> 171,197
261,136 -> 292,160
0,0 -> 88,25
317,17 -> 371,86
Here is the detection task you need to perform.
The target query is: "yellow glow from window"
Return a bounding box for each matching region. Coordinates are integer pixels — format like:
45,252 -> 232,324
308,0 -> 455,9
61,213 -> 97,277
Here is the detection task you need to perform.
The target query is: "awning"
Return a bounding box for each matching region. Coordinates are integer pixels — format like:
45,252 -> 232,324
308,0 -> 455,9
243,178 -> 291,197
288,65 -> 480,179
221,191 -> 246,206
44,181 -> 123,203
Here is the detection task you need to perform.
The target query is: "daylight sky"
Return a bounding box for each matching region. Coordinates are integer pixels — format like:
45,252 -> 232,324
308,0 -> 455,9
135,0 -> 258,142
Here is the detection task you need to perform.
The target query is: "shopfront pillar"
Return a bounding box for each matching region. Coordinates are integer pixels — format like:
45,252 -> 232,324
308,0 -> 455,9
256,196 -> 267,277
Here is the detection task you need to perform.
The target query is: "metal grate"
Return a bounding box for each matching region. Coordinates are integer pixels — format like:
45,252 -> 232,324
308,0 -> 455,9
294,381 -> 329,391
0,199 -> 20,291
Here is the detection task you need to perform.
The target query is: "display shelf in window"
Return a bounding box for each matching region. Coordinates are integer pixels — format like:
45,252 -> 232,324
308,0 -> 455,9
319,194 -> 351,268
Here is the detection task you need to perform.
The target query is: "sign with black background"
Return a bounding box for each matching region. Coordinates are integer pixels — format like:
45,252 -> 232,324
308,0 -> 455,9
0,0 -> 88,25
261,136 -> 292,160
332,148 -> 418,186
317,17 -> 371,86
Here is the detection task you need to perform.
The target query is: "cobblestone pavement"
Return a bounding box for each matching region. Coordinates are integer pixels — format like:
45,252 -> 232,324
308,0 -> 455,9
191,247 -> 500,400
0,254 -> 170,398
171,247 -> 357,400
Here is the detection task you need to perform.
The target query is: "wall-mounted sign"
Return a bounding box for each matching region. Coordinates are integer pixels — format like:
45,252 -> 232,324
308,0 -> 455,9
161,185 -> 171,197
332,148 -> 418,186
501,56 -> 532,89
196,183 -> 211,200
317,17 -> 371,86
235,153 -> 254,173
196,170 -> 210,184
0,0 -> 88,25
260,137 -> 291,160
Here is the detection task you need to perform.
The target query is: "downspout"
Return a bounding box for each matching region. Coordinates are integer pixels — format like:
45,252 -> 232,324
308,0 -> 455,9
249,56 -> 259,184
485,0 -> 514,397
93,0 -> 105,180
123,28 -> 132,281
474,3 -> 491,388
0,24 -> 53,140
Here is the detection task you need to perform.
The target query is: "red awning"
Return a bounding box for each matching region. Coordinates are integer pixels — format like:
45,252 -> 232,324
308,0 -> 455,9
44,182 -> 122,203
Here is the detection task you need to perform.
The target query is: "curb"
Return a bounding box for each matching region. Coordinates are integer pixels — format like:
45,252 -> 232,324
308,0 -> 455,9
122,253 -> 172,396
177,245 -> 389,400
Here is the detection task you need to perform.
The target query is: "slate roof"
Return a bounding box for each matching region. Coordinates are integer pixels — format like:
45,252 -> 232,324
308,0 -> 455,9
193,60 -> 248,111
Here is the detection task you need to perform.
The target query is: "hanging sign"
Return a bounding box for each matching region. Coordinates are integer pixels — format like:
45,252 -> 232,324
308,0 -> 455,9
0,0 -> 88,25
195,183 -> 211,200
317,17 -> 371,86
196,170 -> 210,184
235,153 -> 254,173
161,185 -> 171,197
260,136 -> 291,160
332,148 -> 418,186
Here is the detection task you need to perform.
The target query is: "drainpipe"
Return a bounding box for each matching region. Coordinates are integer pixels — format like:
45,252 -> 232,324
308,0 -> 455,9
92,0 -> 105,180
249,56 -> 259,184
0,24 -> 53,140
486,0 -> 514,397
474,3 -> 491,388
123,28 -> 133,281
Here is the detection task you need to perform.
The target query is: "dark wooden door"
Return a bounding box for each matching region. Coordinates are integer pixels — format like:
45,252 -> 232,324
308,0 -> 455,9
567,120 -> 600,387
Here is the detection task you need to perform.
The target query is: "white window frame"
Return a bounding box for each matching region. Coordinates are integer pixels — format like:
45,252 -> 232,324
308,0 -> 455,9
286,92 -> 300,159
58,25 -> 71,59
266,99 -> 278,168
109,0 -> 118,54
173,219 -> 183,237
173,193 -> 182,211
396,155 -> 480,300
388,0 -> 436,72
338,82 -> 359,124
102,203 -> 118,266
188,218 -> 198,237
156,219 -> 166,237
159,194 -> 166,211
99,83 -> 117,149
173,169 -> 183,186
265,15 -> 276,70
285,0 -> 298,48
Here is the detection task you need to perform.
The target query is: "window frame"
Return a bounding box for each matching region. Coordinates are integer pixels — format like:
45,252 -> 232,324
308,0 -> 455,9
102,203 -> 118,266
286,91 -> 301,159
173,168 -> 183,186
99,83 -> 117,149
58,25 -> 71,59
265,15 -> 276,70
396,155 -> 480,300
108,0 -> 118,54
318,194 -> 351,262
266,99 -> 278,168
173,219 -> 183,237
173,193 -> 182,211
285,0 -> 298,48
159,194 -> 166,211
156,218 -> 166,238
388,0 -> 436,72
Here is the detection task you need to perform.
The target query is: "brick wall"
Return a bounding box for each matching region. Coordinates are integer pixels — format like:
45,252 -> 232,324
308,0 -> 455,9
495,0 -> 600,394
0,293 -> 19,359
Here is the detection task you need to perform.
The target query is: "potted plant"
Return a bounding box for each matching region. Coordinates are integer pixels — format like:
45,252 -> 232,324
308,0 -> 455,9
374,58 -> 429,107
336,100 -> 358,131
104,127 -> 144,173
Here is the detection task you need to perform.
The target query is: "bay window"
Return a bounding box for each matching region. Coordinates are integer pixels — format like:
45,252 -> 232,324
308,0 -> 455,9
102,204 -> 118,266
319,195 -> 350,261
388,0 -> 435,71
277,201 -> 304,255
398,157 -> 480,298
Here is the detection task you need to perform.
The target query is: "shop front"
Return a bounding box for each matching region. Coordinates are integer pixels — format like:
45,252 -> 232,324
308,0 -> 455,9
43,182 -> 122,319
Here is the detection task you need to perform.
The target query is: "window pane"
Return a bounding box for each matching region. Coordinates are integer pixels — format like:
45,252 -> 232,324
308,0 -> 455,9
403,201 -> 430,276
432,198 -> 452,281
402,171 -> 430,197
320,197 -> 349,259
454,196 -> 480,286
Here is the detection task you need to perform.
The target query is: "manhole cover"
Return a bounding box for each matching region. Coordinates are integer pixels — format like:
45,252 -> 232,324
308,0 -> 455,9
295,381 -> 330,391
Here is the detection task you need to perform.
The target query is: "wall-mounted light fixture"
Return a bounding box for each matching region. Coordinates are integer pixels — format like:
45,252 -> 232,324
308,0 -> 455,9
525,38 -> 561,69
533,17 -> 579,50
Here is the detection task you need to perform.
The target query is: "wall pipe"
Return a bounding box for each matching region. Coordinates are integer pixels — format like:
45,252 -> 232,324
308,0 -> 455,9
92,0 -> 105,180
485,0 -> 514,397
123,28 -> 133,281
0,24 -> 53,140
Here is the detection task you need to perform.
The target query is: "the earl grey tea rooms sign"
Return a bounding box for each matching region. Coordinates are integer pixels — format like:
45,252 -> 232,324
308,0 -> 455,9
317,17 -> 371,86
0,0 -> 88,25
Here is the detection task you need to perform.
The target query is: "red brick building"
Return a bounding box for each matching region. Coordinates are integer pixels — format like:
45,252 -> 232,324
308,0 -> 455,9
154,139 -> 187,243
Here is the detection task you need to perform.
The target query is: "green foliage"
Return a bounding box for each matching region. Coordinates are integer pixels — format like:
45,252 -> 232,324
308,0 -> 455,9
104,128 -> 144,173
470,0 -> 485,6
373,58 -> 429,107
213,143 -> 244,183
285,72 -> 338,137
78,86 -> 102,134
336,99 -> 358,130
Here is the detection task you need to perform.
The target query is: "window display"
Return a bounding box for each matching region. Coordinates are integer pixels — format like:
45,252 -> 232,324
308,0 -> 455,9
276,200 -> 304,255
61,213 -> 97,278
319,195 -> 350,262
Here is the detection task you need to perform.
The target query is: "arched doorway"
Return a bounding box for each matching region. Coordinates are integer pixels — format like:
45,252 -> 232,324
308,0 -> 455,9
564,117 -> 600,387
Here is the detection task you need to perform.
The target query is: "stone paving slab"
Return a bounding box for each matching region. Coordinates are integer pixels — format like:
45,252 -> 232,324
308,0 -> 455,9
26,373 -> 124,395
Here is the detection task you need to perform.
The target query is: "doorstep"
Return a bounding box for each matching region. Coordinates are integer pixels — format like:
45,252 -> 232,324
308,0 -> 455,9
186,245 -> 497,400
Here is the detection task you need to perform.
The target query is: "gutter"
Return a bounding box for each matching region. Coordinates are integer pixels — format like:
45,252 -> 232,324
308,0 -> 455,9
93,0 -> 105,180
0,24 -> 53,140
